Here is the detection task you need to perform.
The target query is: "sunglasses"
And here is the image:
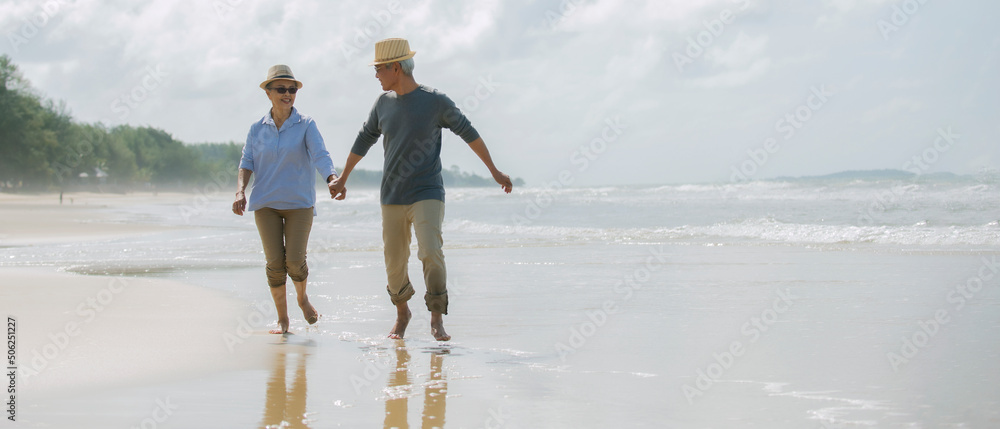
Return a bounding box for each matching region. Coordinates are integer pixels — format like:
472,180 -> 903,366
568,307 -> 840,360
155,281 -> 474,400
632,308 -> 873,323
269,87 -> 298,94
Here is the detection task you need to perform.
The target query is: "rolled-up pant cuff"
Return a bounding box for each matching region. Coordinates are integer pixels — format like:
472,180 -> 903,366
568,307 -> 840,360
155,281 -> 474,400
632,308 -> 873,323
267,260 -> 308,287
425,291 -> 448,315
387,282 -> 416,306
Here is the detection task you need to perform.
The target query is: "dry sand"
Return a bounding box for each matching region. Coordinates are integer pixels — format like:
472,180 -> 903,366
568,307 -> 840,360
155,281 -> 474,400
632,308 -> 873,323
4,268 -> 271,395
0,192 -> 277,425
0,192 -> 183,245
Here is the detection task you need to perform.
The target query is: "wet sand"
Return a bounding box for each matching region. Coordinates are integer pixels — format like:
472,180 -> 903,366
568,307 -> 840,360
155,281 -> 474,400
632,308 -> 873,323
2,191 -> 999,428
0,192 -> 523,428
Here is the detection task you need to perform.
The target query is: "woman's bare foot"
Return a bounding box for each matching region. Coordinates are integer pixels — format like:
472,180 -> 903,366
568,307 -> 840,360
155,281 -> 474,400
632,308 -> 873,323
291,280 -> 319,325
430,312 -> 450,341
388,304 -> 411,339
269,317 -> 290,334
269,285 -> 290,334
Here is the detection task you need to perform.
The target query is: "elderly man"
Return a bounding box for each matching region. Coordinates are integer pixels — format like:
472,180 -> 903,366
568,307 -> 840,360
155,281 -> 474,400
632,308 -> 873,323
329,38 -> 512,341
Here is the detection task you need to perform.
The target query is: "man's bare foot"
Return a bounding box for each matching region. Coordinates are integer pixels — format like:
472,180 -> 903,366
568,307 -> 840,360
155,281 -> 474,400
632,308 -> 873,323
388,304 -> 411,339
269,317 -> 290,334
299,298 -> 319,325
430,312 -> 450,341
430,323 -> 450,341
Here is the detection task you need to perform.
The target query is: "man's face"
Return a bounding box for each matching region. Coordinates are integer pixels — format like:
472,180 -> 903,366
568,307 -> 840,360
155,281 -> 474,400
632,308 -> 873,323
374,63 -> 397,91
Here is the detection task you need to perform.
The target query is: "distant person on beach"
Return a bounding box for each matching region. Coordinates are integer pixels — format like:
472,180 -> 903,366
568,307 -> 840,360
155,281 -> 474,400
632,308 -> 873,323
232,64 -> 340,334
328,38 -> 512,341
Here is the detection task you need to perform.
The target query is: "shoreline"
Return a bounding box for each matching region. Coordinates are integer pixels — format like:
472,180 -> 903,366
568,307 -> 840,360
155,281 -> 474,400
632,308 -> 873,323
0,192 -> 275,401
0,191 -> 195,246
2,266 -> 273,399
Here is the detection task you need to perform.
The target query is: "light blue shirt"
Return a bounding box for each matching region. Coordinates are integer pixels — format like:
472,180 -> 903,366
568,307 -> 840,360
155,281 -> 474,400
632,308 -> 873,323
239,107 -> 337,213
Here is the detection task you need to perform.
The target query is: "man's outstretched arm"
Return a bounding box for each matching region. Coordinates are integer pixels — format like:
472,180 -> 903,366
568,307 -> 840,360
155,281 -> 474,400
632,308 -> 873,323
467,137 -> 512,193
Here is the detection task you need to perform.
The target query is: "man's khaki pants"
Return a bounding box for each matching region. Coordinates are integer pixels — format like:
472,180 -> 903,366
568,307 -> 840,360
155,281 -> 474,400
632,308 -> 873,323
381,199 -> 448,314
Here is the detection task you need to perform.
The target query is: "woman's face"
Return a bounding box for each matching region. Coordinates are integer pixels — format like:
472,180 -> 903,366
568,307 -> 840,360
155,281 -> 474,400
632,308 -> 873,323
265,79 -> 297,110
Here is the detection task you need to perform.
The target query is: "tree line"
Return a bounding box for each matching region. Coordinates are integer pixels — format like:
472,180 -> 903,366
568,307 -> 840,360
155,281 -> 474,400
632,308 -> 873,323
0,55 -> 237,191
0,55 -> 519,192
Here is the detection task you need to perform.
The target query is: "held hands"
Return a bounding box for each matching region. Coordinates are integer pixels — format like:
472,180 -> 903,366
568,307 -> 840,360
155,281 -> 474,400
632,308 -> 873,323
232,191 -> 247,216
492,169 -> 513,193
328,176 -> 347,200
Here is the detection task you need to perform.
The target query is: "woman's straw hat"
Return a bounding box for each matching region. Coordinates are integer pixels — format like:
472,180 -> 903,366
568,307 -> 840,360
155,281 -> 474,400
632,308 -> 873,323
259,64 -> 303,89
370,38 -> 416,66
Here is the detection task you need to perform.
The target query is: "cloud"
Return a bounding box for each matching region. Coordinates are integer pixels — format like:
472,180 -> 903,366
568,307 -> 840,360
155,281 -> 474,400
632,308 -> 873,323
680,32 -> 771,88
1,0 -> 997,184
705,32 -> 768,69
888,77 -> 925,89
822,0 -> 893,14
555,0 -> 731,33
688,57 -> 772,88
862,97 -> 925,123
413,1 -> 501,61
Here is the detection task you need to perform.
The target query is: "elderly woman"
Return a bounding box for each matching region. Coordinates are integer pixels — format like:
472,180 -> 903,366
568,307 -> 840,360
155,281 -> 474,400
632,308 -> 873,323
232,64 -> 341,334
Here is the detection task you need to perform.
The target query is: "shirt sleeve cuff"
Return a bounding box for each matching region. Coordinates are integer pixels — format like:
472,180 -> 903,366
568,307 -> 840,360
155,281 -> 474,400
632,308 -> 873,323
461,128 -> 481,144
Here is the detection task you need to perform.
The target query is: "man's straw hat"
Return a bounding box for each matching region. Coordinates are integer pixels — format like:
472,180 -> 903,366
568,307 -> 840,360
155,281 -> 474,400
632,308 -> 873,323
370,38 -> 416,66
259,64 -> 303,89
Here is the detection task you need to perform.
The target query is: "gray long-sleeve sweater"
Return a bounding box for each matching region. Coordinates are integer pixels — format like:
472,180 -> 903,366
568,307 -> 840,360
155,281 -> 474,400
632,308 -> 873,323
351,85 -> 480,205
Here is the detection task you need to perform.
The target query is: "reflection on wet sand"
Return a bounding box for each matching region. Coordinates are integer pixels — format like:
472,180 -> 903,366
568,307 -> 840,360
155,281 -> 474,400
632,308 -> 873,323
421,350 -> 448,428
384,344 -> 411,428
261,336 -> 315,429
384,341 -> 450,429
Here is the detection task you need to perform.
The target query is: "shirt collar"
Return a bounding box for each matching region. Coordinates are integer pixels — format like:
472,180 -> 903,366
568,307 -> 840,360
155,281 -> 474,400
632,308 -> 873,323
260,106 -> 302,126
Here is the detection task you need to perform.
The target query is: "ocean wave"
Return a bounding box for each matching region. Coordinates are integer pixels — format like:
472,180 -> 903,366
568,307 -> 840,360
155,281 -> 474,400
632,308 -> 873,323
674,218 -> 1000,246
445,218 -> 1000,247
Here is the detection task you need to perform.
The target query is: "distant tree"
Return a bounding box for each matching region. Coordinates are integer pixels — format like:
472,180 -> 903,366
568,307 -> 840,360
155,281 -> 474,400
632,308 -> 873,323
0,55 -> 68,187
0,56 -> 524,191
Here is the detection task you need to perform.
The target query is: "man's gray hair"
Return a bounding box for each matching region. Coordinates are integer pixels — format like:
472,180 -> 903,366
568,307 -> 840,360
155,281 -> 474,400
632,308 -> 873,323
398,58 -> 414,76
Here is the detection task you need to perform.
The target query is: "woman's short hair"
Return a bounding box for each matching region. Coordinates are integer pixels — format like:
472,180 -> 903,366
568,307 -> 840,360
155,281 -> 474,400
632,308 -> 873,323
398,58 -> 414,76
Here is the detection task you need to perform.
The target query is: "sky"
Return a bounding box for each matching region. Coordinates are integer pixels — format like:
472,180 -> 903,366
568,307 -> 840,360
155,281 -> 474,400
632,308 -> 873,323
1,0 -> 998,186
